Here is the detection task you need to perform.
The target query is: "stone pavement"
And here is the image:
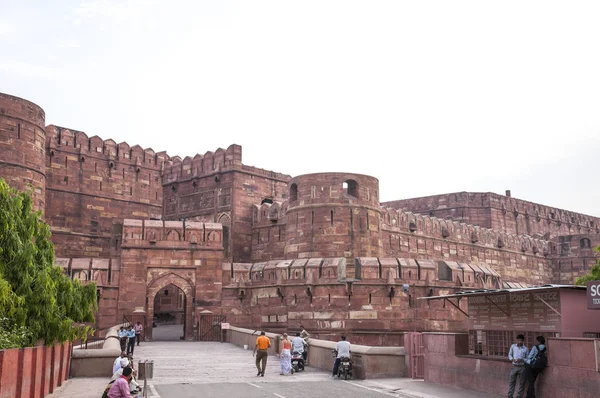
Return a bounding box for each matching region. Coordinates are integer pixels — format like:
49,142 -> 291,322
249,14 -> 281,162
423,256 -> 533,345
151,324 -> 185,341
50,341 -> 502,398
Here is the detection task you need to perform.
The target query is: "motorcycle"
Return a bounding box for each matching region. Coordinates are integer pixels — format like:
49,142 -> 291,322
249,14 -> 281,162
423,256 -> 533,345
333,349 -> 353,380
291,351 -> 305,372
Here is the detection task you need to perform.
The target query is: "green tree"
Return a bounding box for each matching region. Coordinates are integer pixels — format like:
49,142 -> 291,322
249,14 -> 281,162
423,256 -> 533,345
575,245 -> 600,285
0,178 -> 97,348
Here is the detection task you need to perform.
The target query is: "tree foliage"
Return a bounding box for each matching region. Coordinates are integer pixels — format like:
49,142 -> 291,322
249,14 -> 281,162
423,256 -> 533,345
0,179 -> 97,348
575,245 -> 600,285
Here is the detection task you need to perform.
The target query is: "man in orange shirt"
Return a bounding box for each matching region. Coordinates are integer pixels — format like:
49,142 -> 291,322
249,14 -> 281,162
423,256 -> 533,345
253,331 -> 271,376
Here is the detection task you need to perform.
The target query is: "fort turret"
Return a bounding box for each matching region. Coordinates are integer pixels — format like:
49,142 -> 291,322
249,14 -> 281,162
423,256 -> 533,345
284,172 -> 382,260
0,93 -> 46,213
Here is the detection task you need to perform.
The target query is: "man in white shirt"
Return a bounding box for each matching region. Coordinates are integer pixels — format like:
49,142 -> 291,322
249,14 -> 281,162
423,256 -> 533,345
507,334 -> 529,398
291,333 -> 305,355
331,335 -> 351,379
112,351 -> 129,375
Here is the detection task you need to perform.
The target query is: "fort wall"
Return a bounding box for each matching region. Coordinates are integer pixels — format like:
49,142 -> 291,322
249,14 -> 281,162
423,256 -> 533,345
162,144 -> 291,263
0,93 -> 46,212
44,125 -> 168,258
384,192 -> 600,239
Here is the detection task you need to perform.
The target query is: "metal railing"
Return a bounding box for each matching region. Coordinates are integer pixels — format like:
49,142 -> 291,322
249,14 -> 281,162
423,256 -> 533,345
73,337 -> 105,350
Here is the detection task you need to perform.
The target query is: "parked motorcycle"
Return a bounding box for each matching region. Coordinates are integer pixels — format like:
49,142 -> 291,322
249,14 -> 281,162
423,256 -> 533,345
291,351 -> 305,372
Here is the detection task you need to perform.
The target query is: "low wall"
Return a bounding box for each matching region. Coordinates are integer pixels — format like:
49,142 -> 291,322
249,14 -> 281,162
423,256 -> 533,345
227,326 -> 281,356
0,342 -> 71,398
423,333 -> 600,398
70,326 -> 121,377
227,326 -> 407,379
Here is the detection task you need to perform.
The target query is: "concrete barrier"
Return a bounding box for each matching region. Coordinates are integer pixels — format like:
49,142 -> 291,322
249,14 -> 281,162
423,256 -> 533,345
70,325 -> 122,377
227,325 -> 407,379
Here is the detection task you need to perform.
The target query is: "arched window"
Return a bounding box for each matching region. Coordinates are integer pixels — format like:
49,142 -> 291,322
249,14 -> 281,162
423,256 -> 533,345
343,179 -> 358,198
580,238 -> 591,249
289,183 -> 298,201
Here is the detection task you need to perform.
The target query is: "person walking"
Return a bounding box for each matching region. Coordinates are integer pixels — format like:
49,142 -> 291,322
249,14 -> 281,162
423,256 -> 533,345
134,321 -> 143,346
126,326 -> 136,355
524,336 -> 547,398
507,334 -> 529,398
253,331 -> 271,377
118,327 -> 127,352
280,333 -> 293,375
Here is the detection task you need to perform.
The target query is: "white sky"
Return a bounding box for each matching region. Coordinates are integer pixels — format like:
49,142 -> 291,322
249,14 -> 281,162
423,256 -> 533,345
2,1 -> 599,216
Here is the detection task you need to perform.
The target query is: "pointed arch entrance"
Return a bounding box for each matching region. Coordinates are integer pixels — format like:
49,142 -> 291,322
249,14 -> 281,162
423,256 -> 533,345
147,273 -> 195,341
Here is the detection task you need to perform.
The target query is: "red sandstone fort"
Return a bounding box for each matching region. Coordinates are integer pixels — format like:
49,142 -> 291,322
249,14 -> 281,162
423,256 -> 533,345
1,92 -> 598,344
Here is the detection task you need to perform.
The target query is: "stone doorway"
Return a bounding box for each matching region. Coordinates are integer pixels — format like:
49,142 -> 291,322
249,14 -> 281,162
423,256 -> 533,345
152,284 -> 186,340
146,273 -> 195,341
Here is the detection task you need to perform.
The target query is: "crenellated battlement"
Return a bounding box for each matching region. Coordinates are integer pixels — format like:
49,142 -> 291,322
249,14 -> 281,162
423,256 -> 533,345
380,206 -> 550,256
162,144 -> 242,183
45,125 -> 170,171
121,219 -> 223,249
383,192 -> 600,237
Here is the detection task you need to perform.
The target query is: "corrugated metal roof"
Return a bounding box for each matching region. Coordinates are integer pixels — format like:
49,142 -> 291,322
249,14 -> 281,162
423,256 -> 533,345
418,284 -> 586,300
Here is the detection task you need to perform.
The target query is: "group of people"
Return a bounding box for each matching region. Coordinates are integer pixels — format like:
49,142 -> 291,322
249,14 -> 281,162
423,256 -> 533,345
118,321 -> 144,356
253,327 -> 351,379
507,334 -> 547,398
102,351 -> 142,398
254,327 -> 310,376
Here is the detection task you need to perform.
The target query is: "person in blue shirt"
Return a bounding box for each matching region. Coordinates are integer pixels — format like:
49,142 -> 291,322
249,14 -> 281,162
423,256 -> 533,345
118,327 -> 127,352
126,325 -> 136,355
523,336 -> 546,398
507,334 -> 529,398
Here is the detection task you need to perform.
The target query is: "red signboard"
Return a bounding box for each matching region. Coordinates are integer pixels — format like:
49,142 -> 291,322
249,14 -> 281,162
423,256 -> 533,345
587,281 -> 600,309
468,289 -> 561,332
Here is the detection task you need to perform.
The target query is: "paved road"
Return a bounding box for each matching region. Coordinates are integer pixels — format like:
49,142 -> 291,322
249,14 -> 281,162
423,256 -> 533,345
51,341 -> 499,398
155,380 -> 402,398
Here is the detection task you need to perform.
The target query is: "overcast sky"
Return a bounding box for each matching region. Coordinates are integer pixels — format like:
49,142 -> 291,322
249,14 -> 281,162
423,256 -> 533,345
1,1 -> 599,216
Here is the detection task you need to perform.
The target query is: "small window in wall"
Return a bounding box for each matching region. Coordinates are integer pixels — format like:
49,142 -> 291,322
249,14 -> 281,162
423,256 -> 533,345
580,238 -> 591,249
560,242 -> 570,256
289,183 -> 298,201
343,179 -> 358,198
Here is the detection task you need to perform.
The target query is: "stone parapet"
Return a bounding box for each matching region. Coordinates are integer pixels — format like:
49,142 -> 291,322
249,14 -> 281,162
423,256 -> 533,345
70,325 -> 122,377
227,325 -> 407,379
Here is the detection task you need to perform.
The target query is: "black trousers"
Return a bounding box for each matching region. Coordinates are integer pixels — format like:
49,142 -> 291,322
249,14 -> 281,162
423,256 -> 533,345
136,333 -> 141,345
127,338 -> 135,355
332,358 -> 341,376
524,366 -> 541,398
120,337 -> 127,352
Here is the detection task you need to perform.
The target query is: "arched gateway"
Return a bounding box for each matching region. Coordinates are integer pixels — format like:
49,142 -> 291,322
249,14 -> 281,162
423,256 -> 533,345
146,273 -> 195,340
117,219 -> 224,341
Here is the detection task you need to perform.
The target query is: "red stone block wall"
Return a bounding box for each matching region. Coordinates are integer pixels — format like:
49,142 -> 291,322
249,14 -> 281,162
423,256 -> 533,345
384,192 -> 600,239
162,144 -> 291,264
0,92 -> 46,213
44,125 -> 166,259
550,233 -> 600,283
0,343 -> 69,398
284,173 -> 382,260
231,166 -> 289,263
423,333 -> 600,398
119,219 -> 224,340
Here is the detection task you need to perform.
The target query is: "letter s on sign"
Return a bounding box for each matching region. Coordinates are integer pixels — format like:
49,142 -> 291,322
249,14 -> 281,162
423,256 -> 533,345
592,285 -> 599,297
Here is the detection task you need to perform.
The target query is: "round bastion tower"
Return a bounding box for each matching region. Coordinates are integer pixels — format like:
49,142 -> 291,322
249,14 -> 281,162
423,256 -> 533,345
0,93 -> 46,214
285,172 -> 382,260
